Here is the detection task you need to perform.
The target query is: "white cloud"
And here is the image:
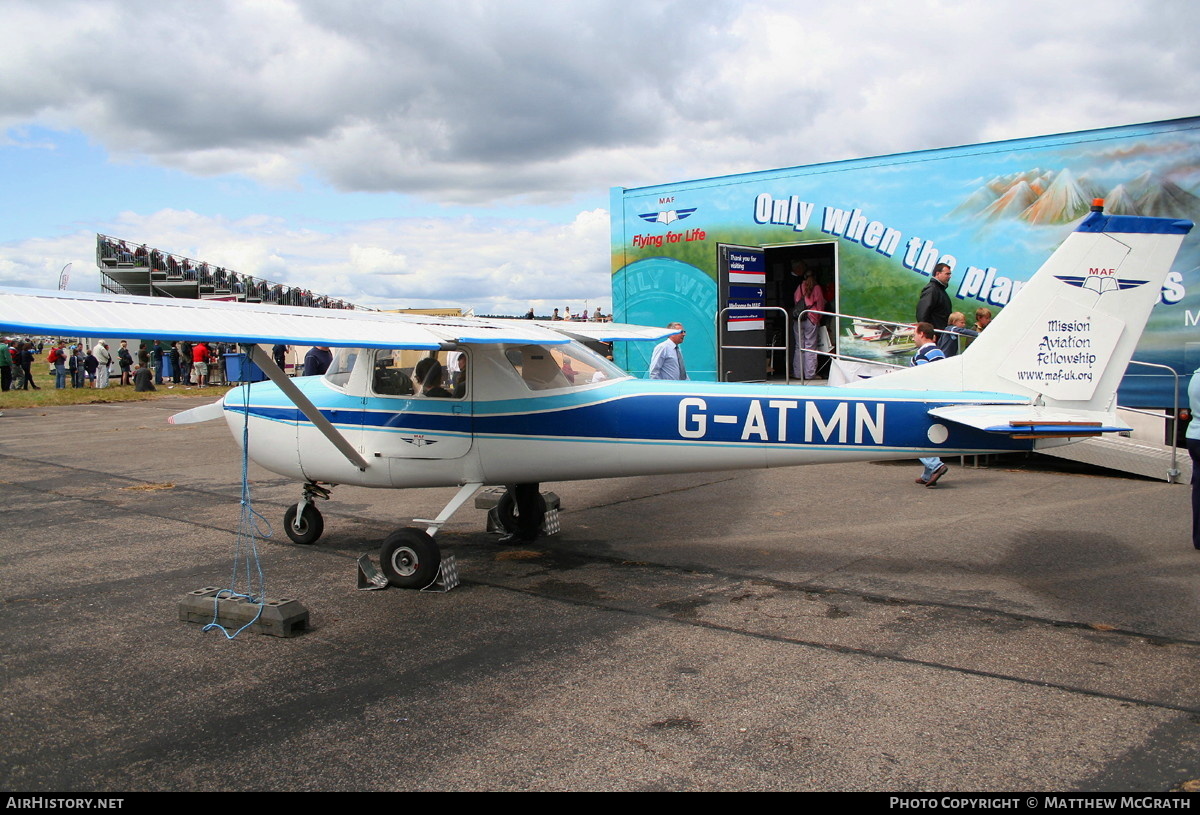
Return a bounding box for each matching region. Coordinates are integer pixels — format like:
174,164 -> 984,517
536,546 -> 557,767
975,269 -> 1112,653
0,234 -> 94,291
6,0 -> 1194,204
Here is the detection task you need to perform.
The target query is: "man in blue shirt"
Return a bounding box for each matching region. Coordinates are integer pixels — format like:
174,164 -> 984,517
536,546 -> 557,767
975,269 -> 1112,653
911,322 -> 948,487
648,323 -> 688,380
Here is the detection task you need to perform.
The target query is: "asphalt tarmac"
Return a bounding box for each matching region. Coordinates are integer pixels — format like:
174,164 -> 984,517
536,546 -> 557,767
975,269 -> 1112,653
2,397 -> 1199,792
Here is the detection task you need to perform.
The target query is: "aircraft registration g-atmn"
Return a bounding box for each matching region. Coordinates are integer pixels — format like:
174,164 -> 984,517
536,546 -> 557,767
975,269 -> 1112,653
0,205 -> 1191,589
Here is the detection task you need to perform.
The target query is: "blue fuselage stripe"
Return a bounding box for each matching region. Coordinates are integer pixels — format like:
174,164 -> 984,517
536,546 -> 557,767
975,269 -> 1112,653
233,386 -> 1032,453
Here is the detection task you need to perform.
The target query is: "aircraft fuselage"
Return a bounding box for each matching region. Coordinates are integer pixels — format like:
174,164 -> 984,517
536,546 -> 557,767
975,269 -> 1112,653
224,351 -> 1033,490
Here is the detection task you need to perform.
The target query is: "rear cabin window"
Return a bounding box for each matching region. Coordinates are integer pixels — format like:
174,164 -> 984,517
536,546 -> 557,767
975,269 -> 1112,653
503,342 -> 625,392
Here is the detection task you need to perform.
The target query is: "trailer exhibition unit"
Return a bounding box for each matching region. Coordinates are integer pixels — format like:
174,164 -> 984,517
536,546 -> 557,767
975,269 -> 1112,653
610,117 -> 1199,423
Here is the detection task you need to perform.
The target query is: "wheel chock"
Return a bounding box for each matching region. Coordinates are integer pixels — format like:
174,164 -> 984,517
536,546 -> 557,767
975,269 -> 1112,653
475,488 -> 561,536
542,508 -> 561,536
421,555 -> 460,592
356,555 -> 389,590
358,554 -> 459,592
179,587 -> 309,637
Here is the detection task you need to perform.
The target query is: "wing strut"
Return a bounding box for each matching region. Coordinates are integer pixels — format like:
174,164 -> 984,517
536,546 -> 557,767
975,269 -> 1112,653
244,345 -> 370,472
413,482 -> 484,537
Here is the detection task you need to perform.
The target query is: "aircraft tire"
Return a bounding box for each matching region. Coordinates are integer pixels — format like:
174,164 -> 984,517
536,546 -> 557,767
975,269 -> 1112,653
380,528 -> 441,589
283,503 -> 324,545
497,486 -> 546,538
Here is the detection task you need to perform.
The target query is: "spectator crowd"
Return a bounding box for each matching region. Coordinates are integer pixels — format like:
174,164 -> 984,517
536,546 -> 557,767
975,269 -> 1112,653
0,337 -> 251,393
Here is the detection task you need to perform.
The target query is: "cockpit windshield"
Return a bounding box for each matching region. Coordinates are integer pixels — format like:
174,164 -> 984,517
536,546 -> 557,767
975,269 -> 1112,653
324,348 -> 358,387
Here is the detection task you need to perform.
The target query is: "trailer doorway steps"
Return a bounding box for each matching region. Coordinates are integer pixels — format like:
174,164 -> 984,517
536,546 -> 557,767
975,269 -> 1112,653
1039,435 -> 1189,483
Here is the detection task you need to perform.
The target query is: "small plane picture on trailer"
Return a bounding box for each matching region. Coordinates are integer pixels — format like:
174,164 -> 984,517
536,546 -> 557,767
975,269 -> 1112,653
0,204 -> 1190,588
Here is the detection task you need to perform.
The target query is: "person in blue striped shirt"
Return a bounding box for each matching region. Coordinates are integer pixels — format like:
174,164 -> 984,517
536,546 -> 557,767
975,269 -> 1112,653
911,322 -> 948,487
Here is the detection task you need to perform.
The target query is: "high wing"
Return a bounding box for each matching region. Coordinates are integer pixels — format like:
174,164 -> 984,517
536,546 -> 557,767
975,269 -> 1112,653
0,285 -> 675,474
525,319 -> 678,343
0,287 -> 677,348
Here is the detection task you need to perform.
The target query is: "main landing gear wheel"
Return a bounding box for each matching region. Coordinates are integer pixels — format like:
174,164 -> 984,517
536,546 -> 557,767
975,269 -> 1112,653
380,528 -> 441,589
283,503 -> 324,545
495,484 -> 546,544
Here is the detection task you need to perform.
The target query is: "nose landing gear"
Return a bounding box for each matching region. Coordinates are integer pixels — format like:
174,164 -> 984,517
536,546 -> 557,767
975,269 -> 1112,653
283,482 -> 332,545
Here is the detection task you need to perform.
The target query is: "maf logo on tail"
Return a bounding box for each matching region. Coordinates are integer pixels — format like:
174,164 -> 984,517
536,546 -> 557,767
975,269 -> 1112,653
1054,267 -> 1148,295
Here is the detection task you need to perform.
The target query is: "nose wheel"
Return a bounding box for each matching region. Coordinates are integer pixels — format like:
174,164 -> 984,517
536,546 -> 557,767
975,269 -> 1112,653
283,502 -> 325,545
283,483 -> 331,545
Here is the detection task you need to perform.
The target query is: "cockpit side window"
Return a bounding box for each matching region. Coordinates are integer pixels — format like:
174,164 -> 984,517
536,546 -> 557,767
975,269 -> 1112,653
373,352 -> 415,396
371,349 -> 466,399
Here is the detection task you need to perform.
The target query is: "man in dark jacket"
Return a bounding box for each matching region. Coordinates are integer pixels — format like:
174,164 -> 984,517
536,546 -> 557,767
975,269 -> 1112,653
133,364 -> 156,392
915,262 -> 953,330
303,346 -> 333,376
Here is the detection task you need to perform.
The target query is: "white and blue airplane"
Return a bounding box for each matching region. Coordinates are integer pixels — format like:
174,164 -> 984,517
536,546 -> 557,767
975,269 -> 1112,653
0,205 -> 1191,588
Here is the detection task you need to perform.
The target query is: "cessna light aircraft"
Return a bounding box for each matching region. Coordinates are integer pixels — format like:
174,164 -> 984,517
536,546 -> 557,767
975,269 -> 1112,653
0,205 -> 1190,588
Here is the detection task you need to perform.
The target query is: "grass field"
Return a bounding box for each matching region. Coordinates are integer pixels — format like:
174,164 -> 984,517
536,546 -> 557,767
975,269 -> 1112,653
0,364 -> 236,410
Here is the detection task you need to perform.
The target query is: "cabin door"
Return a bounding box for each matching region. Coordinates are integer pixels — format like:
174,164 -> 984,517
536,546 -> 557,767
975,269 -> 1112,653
359,348 -> 473,462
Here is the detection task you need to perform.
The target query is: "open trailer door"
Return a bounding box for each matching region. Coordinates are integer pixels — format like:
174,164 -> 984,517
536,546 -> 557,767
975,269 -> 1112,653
717,244 -> 768,382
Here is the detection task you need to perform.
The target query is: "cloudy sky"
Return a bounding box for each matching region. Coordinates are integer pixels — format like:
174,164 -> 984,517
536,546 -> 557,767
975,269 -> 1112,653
2,0 -> 1197,314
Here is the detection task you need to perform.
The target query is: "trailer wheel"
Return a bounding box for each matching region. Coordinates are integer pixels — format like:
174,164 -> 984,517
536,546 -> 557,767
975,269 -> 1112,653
380,528 -> 441,589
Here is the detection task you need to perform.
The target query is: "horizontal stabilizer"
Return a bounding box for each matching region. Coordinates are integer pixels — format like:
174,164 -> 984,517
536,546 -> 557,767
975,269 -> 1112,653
168,400 -> 226,425
929,405 -> 1130,437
